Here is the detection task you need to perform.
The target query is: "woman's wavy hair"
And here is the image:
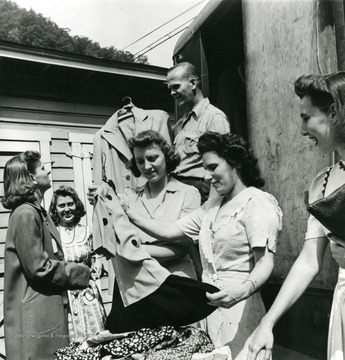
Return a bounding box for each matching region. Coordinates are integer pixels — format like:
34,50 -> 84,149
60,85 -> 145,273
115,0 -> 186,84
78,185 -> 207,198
197,132 -> 265,188
2,151 -> 41,210
128,130 -> 180,177
295,72 -> 345,142
49,185 -> 86,226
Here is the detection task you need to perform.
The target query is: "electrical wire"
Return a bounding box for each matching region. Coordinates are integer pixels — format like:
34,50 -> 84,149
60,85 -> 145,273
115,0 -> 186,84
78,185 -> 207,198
133,25 -> 190,61
133,17 -> 195,57
44,0 -> 66,15
122,0 -> 207,51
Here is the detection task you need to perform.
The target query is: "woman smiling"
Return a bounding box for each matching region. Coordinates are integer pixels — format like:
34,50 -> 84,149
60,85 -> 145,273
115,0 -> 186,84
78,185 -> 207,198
248,72 -> 345,360
49,186 -> 106,342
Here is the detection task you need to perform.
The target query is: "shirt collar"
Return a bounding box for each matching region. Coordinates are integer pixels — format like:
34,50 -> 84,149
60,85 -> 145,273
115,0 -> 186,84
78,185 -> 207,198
131,106 -> 148,122
135,176 -> 180,194
24,201 -> 48,216
188,98 -> 210,120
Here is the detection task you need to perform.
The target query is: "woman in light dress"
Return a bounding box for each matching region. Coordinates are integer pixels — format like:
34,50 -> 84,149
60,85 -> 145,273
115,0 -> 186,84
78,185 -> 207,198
49,185 -> 106,342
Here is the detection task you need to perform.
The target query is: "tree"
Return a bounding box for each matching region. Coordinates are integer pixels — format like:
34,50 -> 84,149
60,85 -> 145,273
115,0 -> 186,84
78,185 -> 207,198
0,0 -> 149,64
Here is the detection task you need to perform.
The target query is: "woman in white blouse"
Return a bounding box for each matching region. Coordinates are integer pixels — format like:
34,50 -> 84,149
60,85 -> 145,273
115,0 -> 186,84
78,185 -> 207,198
123,129 -> 201,278
126,132 -> 282,360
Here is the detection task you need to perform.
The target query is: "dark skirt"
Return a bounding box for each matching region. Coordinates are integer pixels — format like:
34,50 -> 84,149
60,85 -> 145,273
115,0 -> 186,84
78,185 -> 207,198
106,274 -> 219,333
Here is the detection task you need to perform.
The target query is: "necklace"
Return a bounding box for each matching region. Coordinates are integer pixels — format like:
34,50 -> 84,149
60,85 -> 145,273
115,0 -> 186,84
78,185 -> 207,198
58,225 -> 76,245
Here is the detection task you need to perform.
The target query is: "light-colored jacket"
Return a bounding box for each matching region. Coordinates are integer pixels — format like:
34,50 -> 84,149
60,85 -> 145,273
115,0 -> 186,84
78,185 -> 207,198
93,105 -> 172,191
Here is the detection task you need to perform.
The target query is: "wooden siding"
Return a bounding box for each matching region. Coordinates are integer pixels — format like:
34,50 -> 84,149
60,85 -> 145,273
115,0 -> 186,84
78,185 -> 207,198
0,118 -> 113,357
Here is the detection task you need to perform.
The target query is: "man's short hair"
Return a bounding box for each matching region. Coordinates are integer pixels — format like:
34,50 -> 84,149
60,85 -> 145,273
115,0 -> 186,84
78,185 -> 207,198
167,62 -> 201,87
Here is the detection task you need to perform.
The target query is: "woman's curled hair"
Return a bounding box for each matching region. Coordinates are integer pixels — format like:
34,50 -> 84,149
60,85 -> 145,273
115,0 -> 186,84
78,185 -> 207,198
2,151 -> 41,210
128,130 -> 180,177
295,72 -> 345,142
49,185 -> 86,226
197,132 -> 265,188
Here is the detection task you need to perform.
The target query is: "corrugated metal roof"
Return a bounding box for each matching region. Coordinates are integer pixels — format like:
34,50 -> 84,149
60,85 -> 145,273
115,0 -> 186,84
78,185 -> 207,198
173,0 -> 224,57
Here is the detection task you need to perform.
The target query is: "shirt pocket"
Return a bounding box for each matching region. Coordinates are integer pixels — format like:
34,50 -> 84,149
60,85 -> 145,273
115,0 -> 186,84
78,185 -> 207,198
179,131 -> 200,155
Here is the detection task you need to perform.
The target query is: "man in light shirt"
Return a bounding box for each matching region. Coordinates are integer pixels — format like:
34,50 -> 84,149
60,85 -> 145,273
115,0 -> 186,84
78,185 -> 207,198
167,62 -> 230,203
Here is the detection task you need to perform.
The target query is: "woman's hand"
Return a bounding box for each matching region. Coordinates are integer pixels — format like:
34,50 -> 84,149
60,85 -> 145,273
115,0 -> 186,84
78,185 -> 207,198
91,257 -> 104,279
206,280 -> 253,309
87,185 -> 99,206
329,234 -> 345,268
247,320 -> 274,360
118,194 -> 128,213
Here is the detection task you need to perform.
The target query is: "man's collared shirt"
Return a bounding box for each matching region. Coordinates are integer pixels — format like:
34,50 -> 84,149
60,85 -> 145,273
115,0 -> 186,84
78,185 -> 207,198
173,98 -> 230,179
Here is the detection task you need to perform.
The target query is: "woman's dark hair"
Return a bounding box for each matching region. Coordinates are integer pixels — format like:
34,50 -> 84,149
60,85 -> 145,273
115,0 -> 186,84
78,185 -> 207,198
49,185 -> 86,226
198,132 -> 265,188
128,130 -> 180,177
2,151 -> 41,210
295,72 -> 345,141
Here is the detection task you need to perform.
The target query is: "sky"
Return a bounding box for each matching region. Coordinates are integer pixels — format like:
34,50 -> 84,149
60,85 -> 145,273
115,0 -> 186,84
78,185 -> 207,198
12,0 -> 208,68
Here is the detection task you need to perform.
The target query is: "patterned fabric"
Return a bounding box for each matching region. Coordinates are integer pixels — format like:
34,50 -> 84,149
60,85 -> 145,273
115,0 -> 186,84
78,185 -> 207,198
55,326 -> 214,360
58,224 -> 106,342
145,327 -> 214,359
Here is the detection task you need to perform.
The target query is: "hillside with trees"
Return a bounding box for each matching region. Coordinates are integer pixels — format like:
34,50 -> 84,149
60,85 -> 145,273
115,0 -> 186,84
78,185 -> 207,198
0,0 -> 148,64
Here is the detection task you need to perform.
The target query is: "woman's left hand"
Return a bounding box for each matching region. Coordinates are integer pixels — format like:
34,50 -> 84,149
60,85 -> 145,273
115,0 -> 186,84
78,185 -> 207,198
91,257 -> 104,279
206,281 -> 252,309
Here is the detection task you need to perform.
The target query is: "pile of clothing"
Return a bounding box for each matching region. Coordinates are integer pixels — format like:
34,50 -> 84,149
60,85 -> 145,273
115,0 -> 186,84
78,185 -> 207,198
55,326 -> 215,360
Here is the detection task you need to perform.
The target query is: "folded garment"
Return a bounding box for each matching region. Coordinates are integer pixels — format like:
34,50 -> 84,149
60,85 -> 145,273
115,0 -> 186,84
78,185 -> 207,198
305,184 -> 345,238
106,275 -> 219,333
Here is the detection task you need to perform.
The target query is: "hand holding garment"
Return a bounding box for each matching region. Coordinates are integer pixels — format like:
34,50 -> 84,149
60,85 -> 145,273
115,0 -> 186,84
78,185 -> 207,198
92,181 -> 219,332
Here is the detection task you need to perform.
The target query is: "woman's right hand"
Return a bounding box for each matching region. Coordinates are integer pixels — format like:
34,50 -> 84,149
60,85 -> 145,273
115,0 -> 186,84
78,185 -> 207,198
247,320 -> 274,360
87,185 -> 99,205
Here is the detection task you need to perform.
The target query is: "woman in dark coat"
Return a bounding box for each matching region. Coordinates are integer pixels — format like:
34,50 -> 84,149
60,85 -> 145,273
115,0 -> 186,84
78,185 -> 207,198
2,151 -> 91,360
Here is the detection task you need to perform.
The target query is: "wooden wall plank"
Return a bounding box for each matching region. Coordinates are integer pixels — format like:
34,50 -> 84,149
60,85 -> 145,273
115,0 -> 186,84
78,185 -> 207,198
0,129 -> 51,142
51,168 -> 74,182
0,141 -> 39,152
50,140 -> 71,154
0,156 -> 14,167
0,244 -> 4,259
51,154 -> 73,168
0,214 -> 10,229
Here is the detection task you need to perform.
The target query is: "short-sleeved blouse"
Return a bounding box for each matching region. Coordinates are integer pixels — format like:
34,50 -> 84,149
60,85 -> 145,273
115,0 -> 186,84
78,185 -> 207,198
176,186 -> 282,276
305,161 -> 345,240
122,177 -> 201,277
122,177 -> 201,244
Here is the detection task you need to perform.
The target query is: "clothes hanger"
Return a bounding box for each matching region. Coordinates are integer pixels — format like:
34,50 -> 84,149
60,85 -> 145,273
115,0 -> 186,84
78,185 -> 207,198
122,96 -> 134,108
